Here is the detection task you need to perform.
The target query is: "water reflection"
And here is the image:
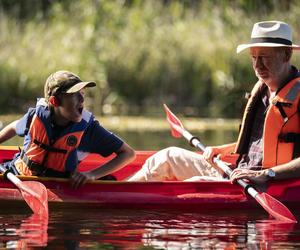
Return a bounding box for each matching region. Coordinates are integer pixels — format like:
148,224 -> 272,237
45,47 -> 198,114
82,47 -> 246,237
0,213 -> 48,249
0,209 -> 299,249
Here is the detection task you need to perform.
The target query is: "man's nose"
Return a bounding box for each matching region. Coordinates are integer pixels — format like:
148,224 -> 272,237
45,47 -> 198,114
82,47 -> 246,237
253,57 -> 263,68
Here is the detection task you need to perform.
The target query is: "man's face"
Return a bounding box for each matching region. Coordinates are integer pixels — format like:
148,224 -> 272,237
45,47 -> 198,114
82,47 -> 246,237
58,90 -> 85,123
250,47 -> 288,85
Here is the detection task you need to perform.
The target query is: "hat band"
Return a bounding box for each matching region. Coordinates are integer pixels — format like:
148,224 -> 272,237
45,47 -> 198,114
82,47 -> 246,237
251,37 -> 292,45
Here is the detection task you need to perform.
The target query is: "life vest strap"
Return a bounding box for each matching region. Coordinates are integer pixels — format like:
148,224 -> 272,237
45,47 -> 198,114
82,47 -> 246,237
20,151 -> 70,177
33,139 -> 67,154
273,101 -> 291,122
278,132 -> 300,143
278,133 -> 300,159
20,151 -> 46,175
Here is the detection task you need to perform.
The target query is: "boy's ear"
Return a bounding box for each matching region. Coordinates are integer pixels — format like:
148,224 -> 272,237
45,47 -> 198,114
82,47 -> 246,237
48,96 -> 60,107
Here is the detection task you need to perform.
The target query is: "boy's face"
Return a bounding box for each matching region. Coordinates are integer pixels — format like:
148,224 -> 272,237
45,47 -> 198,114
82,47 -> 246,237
57,89 -> 85,123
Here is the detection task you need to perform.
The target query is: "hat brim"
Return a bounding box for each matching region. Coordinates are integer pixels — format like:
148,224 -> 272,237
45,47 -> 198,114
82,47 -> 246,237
65,81 -> 96,93
236,43 -> 300,53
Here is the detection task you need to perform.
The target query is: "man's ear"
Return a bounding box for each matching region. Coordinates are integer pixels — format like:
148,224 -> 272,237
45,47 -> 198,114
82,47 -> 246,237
284,47 -> 293,62
48,96 -> 60,107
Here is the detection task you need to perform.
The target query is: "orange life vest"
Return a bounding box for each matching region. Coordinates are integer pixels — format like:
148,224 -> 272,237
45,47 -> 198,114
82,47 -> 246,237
235,77 -> 300,168
14,104 -> 93,176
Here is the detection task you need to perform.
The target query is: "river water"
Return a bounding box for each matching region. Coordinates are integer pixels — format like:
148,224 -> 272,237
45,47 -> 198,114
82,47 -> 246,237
0,207 -> 300,249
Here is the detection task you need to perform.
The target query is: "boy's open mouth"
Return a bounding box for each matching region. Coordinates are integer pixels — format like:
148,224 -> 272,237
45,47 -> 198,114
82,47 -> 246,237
78,107 -> 83,114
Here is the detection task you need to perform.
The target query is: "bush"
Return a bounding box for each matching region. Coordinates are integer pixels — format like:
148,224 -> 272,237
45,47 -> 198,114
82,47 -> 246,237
1,0 -> 300,117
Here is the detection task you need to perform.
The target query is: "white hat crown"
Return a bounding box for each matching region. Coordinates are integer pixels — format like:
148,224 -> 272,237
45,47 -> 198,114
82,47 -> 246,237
237,21 -> 299,53
251,21 -> 292,40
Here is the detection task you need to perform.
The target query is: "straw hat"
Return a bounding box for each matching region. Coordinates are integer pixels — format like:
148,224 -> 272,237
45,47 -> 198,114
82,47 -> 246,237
237,21 -> 300,53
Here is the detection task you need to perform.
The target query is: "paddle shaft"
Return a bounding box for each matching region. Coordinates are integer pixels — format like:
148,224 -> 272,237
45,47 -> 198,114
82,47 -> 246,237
182,130 -> 258,198
0,165 -> 21,186
0,165 -> 37,195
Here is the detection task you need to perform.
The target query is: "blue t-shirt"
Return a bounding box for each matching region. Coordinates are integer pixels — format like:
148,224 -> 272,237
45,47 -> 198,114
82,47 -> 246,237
16,108 -> 124,158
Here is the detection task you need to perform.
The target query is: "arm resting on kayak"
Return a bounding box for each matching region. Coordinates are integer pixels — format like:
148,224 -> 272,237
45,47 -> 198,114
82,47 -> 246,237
267,157 -> 300,180
0,120 -> 18,144
71,142 -> 136,188
230,157 -> 300,184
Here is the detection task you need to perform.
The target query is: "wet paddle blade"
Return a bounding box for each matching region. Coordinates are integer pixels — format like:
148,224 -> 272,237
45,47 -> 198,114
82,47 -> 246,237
256,192 -> 297,222
18,181 -> 49,218
163,104 -> 184,138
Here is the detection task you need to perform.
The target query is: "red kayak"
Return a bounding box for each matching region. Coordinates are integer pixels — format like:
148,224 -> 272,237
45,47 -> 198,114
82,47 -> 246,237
0,146 -> 300,211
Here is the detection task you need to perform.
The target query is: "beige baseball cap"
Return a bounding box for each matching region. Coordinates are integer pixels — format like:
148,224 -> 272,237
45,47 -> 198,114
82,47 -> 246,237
44,70 -> 96,99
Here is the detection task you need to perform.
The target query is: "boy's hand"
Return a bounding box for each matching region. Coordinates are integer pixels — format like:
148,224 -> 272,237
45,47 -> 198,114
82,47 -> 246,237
70,171 -> 95,189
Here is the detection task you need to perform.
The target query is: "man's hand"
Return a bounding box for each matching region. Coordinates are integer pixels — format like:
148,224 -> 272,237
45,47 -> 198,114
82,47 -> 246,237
230,168 -> 269,184
203,143 -> 236,165
203,146 -> 223,164
70,171 -> 95,189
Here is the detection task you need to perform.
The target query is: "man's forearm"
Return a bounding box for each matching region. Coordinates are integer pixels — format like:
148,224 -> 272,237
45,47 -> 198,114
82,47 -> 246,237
271,157 -> 300,180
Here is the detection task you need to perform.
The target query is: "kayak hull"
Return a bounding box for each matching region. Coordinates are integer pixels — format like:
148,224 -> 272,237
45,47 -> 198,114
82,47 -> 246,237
1,146 -> 300,211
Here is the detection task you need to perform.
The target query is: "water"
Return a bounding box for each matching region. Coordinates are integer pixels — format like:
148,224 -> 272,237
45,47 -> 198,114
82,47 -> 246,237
2,130 -> 238,151
0,208 -> 300,249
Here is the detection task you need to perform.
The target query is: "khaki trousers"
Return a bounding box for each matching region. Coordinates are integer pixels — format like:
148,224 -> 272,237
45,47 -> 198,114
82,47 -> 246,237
127,147 -> 224,181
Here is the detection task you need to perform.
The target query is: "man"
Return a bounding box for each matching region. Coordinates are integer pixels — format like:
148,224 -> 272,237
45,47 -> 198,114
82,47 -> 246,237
0,70 -> 135,188
127,21 -> 300,183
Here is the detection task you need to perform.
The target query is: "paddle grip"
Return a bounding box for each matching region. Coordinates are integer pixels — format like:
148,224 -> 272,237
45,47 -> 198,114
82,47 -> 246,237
0,164 -> 7,173
0,164 -> 11,180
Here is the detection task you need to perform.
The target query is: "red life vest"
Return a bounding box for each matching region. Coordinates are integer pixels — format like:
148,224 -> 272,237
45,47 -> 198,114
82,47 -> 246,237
14,104 -> 93,176
235,77 -> 300,168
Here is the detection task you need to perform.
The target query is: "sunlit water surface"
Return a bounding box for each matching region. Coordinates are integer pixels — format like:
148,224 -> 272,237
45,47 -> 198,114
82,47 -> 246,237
0,208 -> 300,249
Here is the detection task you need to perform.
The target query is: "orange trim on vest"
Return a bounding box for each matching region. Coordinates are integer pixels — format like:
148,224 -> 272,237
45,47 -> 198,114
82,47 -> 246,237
19,115 -> 84,176
263,78 -> 300,167
235,78 -> 300,168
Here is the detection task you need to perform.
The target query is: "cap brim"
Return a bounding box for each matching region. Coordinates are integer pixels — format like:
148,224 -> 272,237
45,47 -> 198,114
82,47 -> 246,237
65,81 -> 96,93
236,43 -> 300,53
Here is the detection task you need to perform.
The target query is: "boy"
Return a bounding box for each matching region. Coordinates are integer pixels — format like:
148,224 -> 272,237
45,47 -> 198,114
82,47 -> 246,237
0,70 -> 135,188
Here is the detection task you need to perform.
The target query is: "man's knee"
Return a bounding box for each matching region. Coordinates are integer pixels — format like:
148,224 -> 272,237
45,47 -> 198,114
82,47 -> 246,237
164,147 -> 188,161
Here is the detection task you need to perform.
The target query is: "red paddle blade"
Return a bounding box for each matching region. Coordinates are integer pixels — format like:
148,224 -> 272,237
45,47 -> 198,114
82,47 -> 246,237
256,192 -> 297,223
19,181 -> 49,218
163,104 -> 184,138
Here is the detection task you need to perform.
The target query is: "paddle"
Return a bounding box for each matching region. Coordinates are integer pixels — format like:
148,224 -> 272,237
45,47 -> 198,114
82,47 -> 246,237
163,104 -> 297,222
0,165 -> 48,218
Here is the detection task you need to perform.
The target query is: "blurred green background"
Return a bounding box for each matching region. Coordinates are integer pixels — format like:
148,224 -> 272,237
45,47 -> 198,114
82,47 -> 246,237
1,0 -> 300,118
0,0 -> 297,242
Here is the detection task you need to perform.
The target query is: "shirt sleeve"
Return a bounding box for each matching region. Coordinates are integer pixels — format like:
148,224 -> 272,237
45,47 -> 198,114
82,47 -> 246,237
15,108 -> 36,137
79,120 -> 124,157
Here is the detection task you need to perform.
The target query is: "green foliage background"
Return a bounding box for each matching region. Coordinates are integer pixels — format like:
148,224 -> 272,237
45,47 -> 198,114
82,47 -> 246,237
1,0 -> 300,117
